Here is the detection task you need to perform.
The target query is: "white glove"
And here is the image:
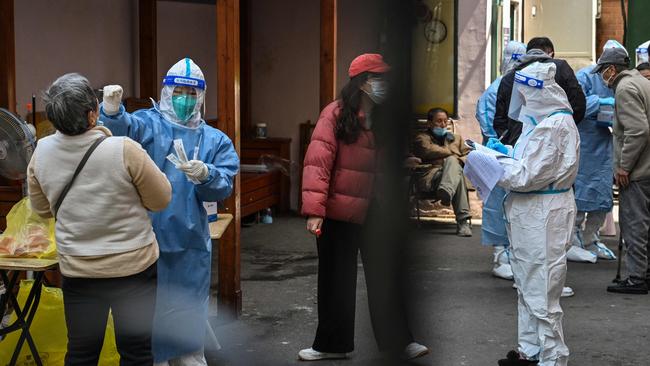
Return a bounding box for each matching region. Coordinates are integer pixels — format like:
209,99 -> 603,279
102,85 -> 123,115
178,160 -> 209,183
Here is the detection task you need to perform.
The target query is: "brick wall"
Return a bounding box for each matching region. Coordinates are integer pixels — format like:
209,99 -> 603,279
596,0 -> 627,57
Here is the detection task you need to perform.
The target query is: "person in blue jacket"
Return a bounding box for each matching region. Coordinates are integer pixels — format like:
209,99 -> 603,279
475,41 -> 526,280
100,58 -> 239,366
566,41 -> 622,263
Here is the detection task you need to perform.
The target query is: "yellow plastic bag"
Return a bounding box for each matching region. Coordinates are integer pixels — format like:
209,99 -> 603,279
0,280 -> 120,365
0,198 -> 56,259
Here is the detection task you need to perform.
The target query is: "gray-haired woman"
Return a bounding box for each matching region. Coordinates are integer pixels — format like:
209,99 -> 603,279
27,73 -> 171,365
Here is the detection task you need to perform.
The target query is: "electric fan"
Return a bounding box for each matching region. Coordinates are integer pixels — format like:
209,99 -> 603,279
0,108 -> 36,181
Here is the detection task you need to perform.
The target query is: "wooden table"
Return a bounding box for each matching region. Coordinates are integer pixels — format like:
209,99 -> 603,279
208,214 -> 235,319
0,258 -> 58,366
209,214 -> 234,240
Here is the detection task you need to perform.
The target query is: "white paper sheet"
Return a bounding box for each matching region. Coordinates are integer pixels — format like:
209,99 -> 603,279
471,141 -> 509,158
463,151 -> 506,202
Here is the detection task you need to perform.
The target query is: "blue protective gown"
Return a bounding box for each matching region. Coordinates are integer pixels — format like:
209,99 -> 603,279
100,104 -> 239,362
475,76 -> 502,144
574,65 -> 614,212
476,77 -> 509,246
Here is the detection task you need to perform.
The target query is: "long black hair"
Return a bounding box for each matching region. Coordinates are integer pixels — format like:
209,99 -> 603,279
336,71 -> 375,144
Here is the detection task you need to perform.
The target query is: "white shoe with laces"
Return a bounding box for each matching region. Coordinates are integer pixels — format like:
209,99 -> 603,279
403,342 -> 429,360
298,348 -> 347,361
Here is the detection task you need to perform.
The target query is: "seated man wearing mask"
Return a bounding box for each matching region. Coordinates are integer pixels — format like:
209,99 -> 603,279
100,58 -> 240,365
566,40 -> 623,263
412,108 -> 472,237
488,62 -> 579,366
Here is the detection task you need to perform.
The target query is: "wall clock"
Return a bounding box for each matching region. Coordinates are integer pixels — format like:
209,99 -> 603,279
424,19 -> 447,44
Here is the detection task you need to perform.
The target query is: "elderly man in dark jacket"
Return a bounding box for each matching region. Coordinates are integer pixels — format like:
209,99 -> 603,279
596,47 -> 650,294
494,37 -> 586,145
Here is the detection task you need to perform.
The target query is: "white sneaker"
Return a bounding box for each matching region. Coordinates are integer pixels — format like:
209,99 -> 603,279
492,263 -> 514,280
561,286 -> 575,297
298,348 -> 347,361
403,342 -> 429,360
567,246 -> 597,263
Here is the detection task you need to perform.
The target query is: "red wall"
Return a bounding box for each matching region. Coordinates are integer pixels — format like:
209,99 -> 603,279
596,0 -> 628,57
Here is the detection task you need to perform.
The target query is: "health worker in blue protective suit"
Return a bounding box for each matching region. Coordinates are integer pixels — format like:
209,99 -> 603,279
100,58 -> 239,366
475,41 -> 526,280
566,41 -> 623,264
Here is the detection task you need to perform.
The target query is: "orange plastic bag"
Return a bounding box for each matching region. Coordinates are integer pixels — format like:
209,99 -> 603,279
0,280 -> 120,365
0,198 -> 56,259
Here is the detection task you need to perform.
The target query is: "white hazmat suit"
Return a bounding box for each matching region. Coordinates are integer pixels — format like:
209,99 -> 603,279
498,62 -> 580,366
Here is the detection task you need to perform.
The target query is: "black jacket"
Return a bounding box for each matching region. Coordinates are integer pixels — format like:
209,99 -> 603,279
493,52 -> 586,145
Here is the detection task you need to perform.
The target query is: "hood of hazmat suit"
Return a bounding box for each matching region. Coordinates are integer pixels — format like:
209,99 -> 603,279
498,61 -> 579,365
158,57 -> 206,128
501,41 -> 527,75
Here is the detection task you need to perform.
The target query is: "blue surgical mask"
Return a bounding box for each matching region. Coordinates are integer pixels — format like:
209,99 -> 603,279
432,127 -> 448,138
365,79 -> 388,104
172,94 -> 198,123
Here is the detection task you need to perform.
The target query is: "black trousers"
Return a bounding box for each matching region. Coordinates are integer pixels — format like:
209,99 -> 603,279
312,219 -> 413,353
62,263 -> 157,366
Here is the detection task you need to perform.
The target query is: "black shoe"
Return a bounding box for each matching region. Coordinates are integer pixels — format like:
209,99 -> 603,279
498,350 -> 539,366
436,188 -> 452,206
607,278 -> 648,294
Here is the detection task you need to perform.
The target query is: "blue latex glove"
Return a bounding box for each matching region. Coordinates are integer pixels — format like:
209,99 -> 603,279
599,97 -> 615,107
486,137 -> 508,155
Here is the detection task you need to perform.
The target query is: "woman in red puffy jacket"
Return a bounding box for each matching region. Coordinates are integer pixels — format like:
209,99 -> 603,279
298,54 -> 428,362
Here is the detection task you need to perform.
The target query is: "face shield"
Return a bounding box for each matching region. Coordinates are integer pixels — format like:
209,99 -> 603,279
508,62 -> 572,126
501,41 -> 527,75
159,58 -> 206,127
637,40 -> 650,66
508,72 -> 545,125
604,40 -> 626,52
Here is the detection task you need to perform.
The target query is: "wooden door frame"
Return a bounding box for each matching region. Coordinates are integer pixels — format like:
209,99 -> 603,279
215,0 -> 242,320
0,0 -> 16,113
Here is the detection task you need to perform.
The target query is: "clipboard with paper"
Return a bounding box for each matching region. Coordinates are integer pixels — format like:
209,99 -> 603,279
464,139 -> 509,158
463,141 -> 511,202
